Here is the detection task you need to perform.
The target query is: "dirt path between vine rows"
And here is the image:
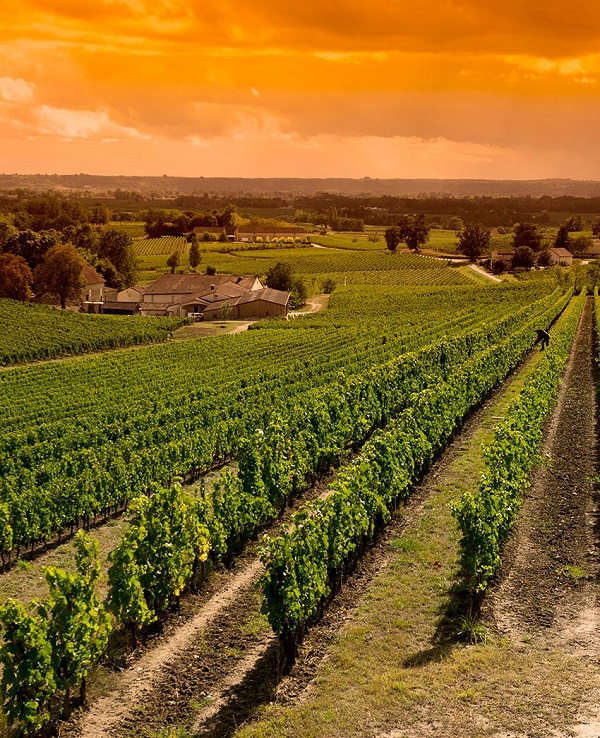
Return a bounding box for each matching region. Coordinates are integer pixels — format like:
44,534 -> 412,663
487,295 -> 600,733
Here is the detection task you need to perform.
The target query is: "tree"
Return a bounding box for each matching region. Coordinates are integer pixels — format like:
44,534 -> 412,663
537,250 -> 552,267
446,216 -> 464,231
512,245 -> 536,270
206,264 -> 216,275
265,262 -> 294,291
166,251 -> 180,274
397,214 -> 430,252
554,224 -> 571,250
0,253 -> 33,301
290,278 -> 308,308
592,218 -> 600,238
34,244 -> 86,309
188,238 -> 201,270
565,214 -> 584,232
322,277 -> 336,293
512,223 -> 542,252
457,223 -> 491,262
384,226 -> 402,253
89,203 -> 110,225
571,234 -> 592,256
0,216 -> 18,250
97,227 -> 137,288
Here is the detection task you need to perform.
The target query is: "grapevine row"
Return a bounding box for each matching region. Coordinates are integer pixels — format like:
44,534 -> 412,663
453,288 -> 586,595
258,289 -> 574,658
105,287 -> 568,638
0,287 -> 567,562
0,300 -> 185,366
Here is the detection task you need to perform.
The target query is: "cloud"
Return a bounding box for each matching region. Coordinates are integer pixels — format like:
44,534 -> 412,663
33,106 -> 152,141
0,77 -> 36,102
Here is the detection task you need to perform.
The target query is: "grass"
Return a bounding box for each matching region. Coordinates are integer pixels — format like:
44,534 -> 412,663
236,345 -> 600,738
0,519 -> 127,604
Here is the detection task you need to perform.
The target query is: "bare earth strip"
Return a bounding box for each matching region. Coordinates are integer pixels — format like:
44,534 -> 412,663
77,560 -> 263,738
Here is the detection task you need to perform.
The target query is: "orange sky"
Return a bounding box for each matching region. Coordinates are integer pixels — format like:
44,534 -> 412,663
1,0 -> 600,179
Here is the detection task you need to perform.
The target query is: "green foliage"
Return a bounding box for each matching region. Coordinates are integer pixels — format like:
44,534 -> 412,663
457,223 -> 491,262
453,290 -> 585,593
513,223 -> 542,252
0,299 -> 185,366
39,531 -> 111,712
0,599 -> 55,737
397,214 -> 430,252
259,286 -> 573,644
107,484 -> 210,629
188,238 -> 201,269
265,261 -> 294,291
0,533 -> 110,734
33,243 -> 86,309
384,226 -> 401,252
166,250 -> 180,274
0,279 -> 563,564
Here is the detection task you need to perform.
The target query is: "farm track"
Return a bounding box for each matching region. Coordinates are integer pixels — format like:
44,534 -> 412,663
68,338 -> 548,738
487,295 -> 600,729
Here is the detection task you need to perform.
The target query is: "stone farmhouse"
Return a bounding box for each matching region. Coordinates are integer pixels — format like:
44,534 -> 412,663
133,273 -> 289,319
82,264 -> 106,303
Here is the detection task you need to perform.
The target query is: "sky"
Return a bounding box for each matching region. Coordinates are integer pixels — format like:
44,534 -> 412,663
1,0 -> 600,179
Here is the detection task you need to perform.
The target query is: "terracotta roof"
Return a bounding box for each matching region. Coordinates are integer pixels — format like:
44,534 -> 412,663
82,263 -> 105,285
236,288 -> 290,307
550,247 -> 573,257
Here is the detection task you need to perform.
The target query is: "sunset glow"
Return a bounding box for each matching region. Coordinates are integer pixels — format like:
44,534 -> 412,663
1,0 -> 600,178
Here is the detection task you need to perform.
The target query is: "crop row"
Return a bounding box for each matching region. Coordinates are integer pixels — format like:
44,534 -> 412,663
106,284 -> 570,637
0,300 -> 185,366
453,288 -> 586,595
257,290 -> 573,654
0,284 -> 562,560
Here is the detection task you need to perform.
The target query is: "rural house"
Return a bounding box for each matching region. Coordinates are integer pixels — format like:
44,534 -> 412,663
201,287 -> 290,320
137,272 -> 289,319
548,247 -> 573,266
82,264 -> 106,303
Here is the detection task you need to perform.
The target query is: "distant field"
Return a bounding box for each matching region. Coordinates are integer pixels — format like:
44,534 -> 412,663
110,221 -> 147,239
136,245 -> 473,285
313,229 -> 465,254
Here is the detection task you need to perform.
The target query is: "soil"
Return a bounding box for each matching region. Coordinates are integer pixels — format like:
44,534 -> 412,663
488,296 -> 599,642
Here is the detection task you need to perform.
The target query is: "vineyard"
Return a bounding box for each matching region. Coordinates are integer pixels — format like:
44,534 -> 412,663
132,236 -> 310,258
0,248 -> 596,738
0,300 -> 185,365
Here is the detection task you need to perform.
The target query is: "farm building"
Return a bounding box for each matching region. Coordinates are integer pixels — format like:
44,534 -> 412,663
548,247 -> 573,266
133,272 -> 289,319
491,250 -> 513,267
201,288 -> 290,320
82,264 -> 106,303
190,226 -> 310,243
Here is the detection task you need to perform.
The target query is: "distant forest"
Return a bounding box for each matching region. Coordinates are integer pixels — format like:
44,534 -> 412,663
3,173 -> 600,198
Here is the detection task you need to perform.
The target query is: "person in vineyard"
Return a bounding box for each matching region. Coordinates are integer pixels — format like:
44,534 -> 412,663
536,328 -> 550,350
